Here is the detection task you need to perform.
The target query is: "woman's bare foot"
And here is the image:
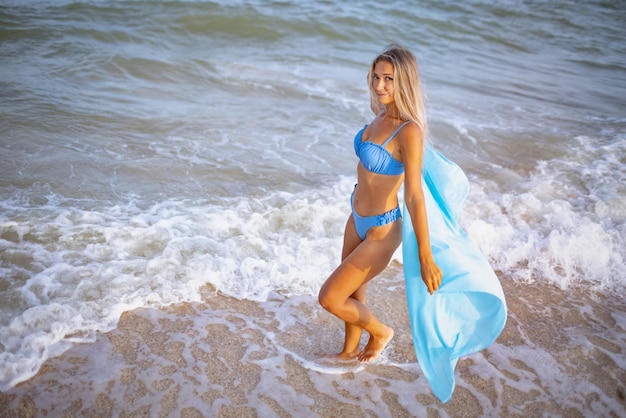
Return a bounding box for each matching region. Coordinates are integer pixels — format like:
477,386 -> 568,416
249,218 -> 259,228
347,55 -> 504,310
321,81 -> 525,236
317,350 -> 359,364
357,326 -> 394,363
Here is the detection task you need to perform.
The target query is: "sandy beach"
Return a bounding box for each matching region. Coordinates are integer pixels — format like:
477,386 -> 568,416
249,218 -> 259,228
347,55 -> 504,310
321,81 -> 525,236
2,267 -> 624,417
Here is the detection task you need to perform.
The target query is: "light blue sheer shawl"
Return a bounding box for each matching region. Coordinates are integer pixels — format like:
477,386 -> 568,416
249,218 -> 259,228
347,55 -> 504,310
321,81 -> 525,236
402,145 -> 507,403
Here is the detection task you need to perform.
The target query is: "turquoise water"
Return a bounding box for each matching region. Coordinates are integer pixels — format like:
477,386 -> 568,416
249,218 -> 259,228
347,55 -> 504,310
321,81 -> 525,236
0,0 -> 624,414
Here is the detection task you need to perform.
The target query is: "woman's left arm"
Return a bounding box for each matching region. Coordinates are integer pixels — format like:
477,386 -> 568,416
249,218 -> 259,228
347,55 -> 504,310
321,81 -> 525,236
398,122 -> 442,295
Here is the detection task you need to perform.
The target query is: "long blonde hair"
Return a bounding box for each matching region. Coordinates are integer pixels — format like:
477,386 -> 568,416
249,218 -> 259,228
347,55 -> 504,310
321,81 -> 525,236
367,44 -> 428,139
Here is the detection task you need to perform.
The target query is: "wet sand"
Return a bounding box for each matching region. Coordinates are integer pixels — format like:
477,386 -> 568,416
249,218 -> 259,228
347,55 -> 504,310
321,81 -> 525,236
1,270 -> 625,417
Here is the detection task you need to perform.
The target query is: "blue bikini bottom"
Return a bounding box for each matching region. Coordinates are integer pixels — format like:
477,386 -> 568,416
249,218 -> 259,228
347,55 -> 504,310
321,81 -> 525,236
351,188 -> 401,240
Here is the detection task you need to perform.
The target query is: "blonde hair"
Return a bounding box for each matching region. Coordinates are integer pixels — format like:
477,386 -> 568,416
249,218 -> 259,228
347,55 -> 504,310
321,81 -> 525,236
367,44 -> 428,139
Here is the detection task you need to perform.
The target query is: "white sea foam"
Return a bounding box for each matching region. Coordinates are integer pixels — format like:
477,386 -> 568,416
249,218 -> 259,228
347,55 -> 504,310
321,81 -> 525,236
463,133 -> 625,293
0,179 -> 353,390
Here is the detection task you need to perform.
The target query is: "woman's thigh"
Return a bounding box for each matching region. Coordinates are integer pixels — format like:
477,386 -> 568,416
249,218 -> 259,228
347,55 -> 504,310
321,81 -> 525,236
320,220 -> 402,304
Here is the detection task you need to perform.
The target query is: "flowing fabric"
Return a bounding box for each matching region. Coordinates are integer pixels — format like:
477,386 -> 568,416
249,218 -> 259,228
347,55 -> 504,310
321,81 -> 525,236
402,145 -> 507,403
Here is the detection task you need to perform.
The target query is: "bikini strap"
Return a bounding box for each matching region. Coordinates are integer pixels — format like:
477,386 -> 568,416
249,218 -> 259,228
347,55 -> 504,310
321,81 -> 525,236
381,121 -> 411,147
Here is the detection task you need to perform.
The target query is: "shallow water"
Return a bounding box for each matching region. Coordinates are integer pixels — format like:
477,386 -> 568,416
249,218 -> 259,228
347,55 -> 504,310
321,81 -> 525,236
1,0 -> 625,413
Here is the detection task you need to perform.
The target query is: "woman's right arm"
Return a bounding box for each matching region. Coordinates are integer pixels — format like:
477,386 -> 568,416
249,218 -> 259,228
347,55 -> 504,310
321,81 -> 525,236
398,123 -> 442,295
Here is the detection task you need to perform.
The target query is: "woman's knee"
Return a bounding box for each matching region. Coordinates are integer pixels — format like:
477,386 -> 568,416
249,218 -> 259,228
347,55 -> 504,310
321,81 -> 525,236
318,287 -> 335,312
318,285 -> 348,316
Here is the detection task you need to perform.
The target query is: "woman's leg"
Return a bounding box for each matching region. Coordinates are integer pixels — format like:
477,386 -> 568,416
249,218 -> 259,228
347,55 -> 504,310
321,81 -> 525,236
340,284 -> 366,358
319,215 -> 365,360
318,219 -> 402,362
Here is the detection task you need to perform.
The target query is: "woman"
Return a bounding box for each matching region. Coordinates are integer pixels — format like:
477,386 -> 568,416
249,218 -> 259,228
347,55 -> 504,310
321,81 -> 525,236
318,44 -> 443,363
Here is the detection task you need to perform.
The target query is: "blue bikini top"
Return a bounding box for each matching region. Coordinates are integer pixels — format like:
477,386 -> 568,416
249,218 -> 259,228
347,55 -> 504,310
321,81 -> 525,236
354,121 -> 410,176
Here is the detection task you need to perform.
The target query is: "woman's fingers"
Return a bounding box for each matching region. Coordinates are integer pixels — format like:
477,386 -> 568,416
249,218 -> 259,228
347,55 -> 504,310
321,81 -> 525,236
422,264 -> 442,295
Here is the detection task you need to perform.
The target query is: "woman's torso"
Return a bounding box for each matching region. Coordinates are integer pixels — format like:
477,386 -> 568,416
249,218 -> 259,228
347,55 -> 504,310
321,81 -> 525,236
353,117 -> 409,216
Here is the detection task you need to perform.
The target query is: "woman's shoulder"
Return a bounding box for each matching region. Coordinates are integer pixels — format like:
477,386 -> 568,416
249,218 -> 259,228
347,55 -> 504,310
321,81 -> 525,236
397,120 -> 423,141
396,120 -> 426,164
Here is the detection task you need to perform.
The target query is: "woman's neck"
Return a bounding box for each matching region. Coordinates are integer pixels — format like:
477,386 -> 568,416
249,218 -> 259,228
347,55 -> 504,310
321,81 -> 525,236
383,105 -> 402,120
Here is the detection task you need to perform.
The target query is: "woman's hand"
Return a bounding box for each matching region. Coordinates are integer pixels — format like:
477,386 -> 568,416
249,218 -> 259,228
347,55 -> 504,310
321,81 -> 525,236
420,255 -> 442,295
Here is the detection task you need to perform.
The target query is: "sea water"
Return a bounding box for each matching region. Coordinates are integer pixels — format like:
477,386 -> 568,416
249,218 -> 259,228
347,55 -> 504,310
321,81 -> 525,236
0,0 -> 624,415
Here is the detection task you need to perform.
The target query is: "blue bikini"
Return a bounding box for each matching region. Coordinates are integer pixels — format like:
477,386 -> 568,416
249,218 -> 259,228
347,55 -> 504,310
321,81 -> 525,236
354,123 -> 408,176
351,121 -> 410,239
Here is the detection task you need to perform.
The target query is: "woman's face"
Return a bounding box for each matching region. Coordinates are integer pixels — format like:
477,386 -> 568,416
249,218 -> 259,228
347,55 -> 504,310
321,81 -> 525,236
371,60 -> 395,106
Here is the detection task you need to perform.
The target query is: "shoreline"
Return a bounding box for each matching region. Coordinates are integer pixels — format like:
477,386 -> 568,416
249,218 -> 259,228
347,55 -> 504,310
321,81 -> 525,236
1,275 -> 625,417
